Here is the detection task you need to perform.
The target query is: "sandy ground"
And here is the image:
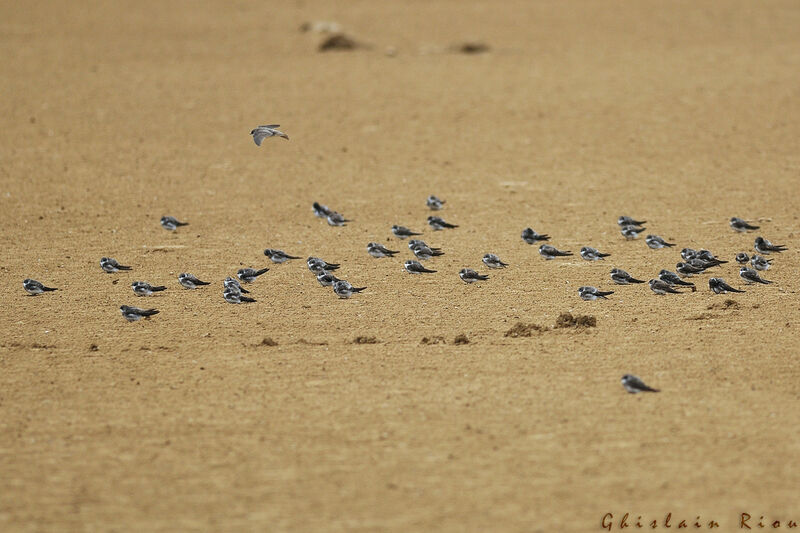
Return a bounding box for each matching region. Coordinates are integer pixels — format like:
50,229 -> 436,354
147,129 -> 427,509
2,1 -> 800,531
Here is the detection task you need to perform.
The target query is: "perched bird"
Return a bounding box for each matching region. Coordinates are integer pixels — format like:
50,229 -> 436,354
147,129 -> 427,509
621,374 -> 659,393
482,253 -> 508,269
750,255 -> 772,271
160,216 -> 188,231
411,243 -> 444,261
237,267 -> 269,283
538,244 -> 573,260
367,242 -> 399,258
695,250 -> 727,265
689,257 -> 725,270
312,202 -> 332,218
578,286 -> 613,300
326,212 -> 350,227
316,271 -> 341,287
392,225 -> 422,239
658,270 -> 696,291
579,246 -> 610,261
609,268 -> 644,285
618,216 -> 646,227
333,280 -> 366,299
459,268 -> 489,283
23,278 -> 57,295
223,277 -> 249,294
754,236 -> 787,255
427,216 -> 458,230
709,278 -> 745,294
735,252 -> 750,264
119,305 -> 159,322
264,249 -> 301,263
730,217 -> 760,232
100,257 -> 131,273
408,239 -> 441,252
307,257 -> 340,273
739,267 -> 772,285
131,281 -> 167,296
404,260 -> 436,274
676,261 -> 706,277
645,235 -> 675,249
250,124 -> 289,145
620,225 -> 645,240
649,279 -> 684,295
680,248 -> 698,261
223,289 -> 256,304
521,227 -> 550,244
178,273 -> 210,289
426,195 -> 445,210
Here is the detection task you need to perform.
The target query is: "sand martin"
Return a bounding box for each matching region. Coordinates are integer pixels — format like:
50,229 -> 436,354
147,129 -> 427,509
427,195 -> 445,210
578,286 -> 613,300
307,257 -> 340,273
680,248 -> 697,261
459,268 -> 489,283
160,216 -> 188,231
131,281 -> 167,296
620,224 -> 645,240
119,305 -> 159,322
100,257 -> 131,273
730,217 -> 759,232
412,243 -> 444,261
223,289 -> 256,303
709,278 -> 745,294
618,216 -> 646,227
482,253 -> 508,269
676,262 -> 706,277
695,250 -> 727,265
658,269 -> 696,291
610,268 -> 644,285
621,374 -> 659,393
427,216 -> 458,230
405,260 -> 436,274
521,227 -> 550,244
408,239 -> 441,252
178,273 -> 210,289
754,236 -> 787,255
23,278 -> 57,295
326,212 -> 350,227
264,249 -> 301,263
250,124 -> 289,145
579,246 -> 610,261
392,225 -> 422,239
312,202 -> 332,218
649,279 -> 683,294
735,252 -> 750,264
333,280 -> 366,299
739,267 -> 772,285
750,255 -> 772,271
539,244 -> 573,260
223,276 -> 249,294
645,235 -> 675,249
367,242 -> 399,258
316,270 -> 341,287
237,267 -> 269,283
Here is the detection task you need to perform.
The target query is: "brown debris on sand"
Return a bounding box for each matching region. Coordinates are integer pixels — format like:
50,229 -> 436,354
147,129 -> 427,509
319,34 -> 362,52
353,336 -> 379,344
554,312 -> 596,329
258,337 -> 278,347
504,322 -> 547,337
452,42 -> 490,54
421,336 -> 446,345
707,299 -> 739,310
454,334 -> 469,345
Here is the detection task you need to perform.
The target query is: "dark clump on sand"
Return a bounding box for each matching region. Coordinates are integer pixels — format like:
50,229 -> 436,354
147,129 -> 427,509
554,313 -> 596,329
453,334 -> 469,345
421,336 -> 447,345
453,42 -> 490,54
259,337 -> 278,347
353,336 -> 379,344
504,322 -> 548,337
319,34 -> 361,52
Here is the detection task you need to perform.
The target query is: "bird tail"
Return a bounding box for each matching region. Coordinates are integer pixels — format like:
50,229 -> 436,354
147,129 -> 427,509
286,255 -> 301,259
196,280 -> 211,286
43,286 -> 58,291
255,268 -> 269,276
240,296 -> 257,302
352,287 -> 367,293
664,242 -> 676,247
118,265 -> 132,270
143,309 -> 160,316
630,278 -> 645,284
152,286 -> 167,292
557,251 -> 573,256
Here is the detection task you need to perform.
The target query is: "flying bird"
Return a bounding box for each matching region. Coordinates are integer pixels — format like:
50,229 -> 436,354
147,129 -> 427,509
250,124 -> 289,145
23,278 -> 57,295
621,374 -> 659,393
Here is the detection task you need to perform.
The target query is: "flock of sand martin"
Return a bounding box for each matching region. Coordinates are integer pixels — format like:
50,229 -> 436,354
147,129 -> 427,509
20,125 -> 791,393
